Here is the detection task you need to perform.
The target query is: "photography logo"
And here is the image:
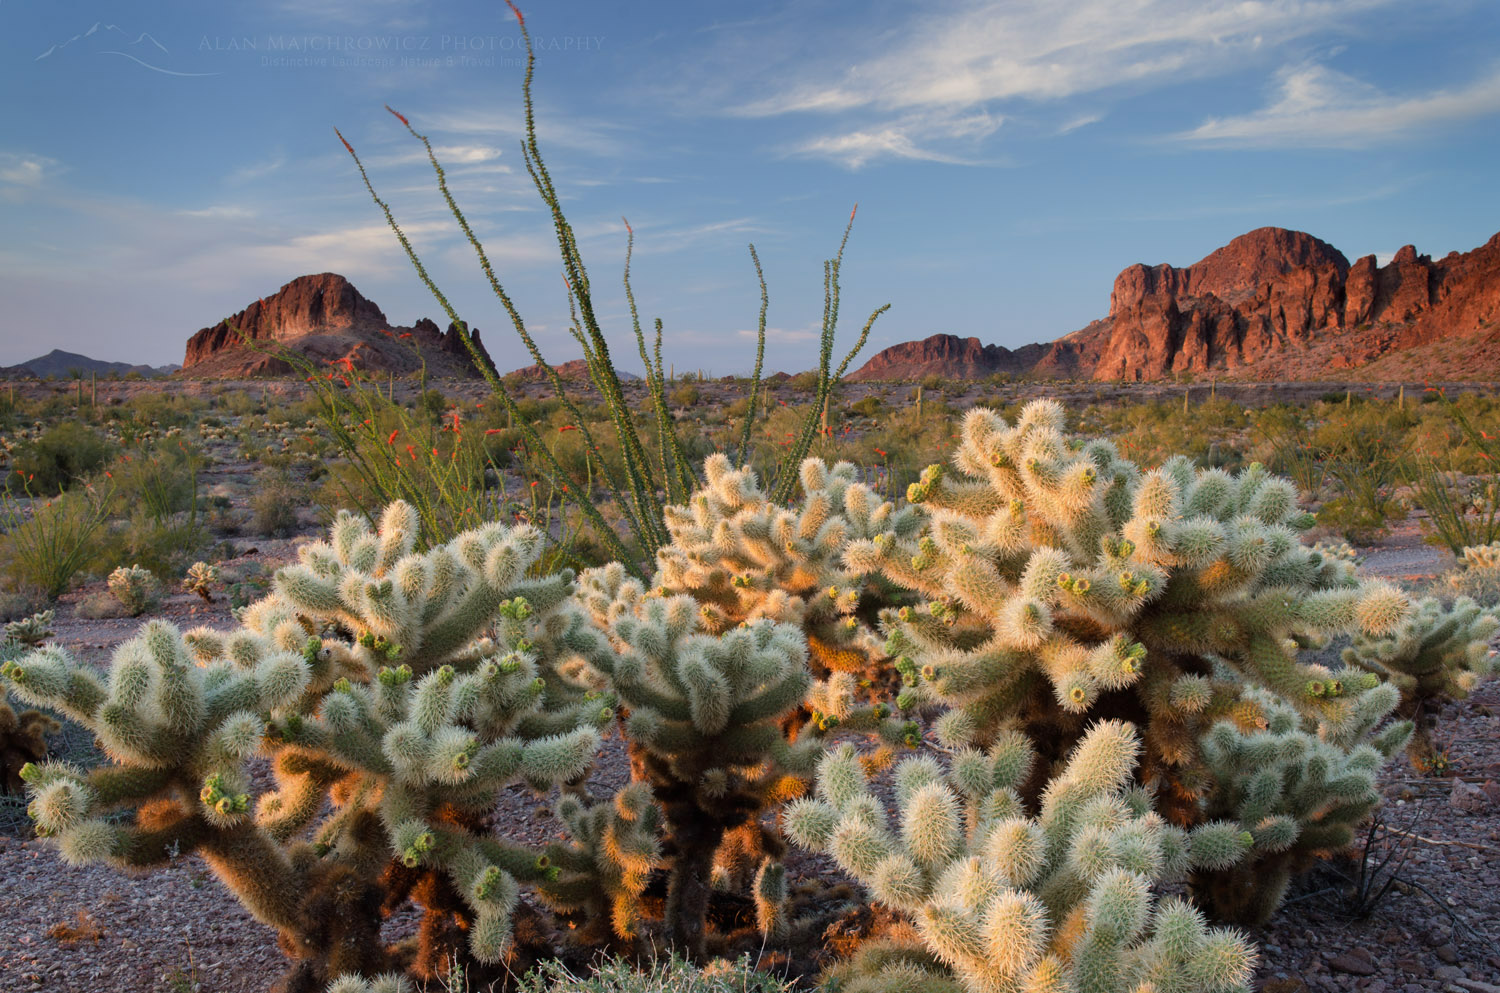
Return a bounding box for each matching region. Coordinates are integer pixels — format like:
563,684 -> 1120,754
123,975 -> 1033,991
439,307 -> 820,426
34,21 -> 219,76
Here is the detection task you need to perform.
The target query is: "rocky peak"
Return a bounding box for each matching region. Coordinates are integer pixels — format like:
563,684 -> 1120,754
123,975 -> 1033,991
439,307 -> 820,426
182,273 -> 495,378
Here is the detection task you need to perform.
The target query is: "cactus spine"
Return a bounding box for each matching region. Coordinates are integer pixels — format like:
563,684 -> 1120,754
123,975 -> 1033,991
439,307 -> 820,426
2,502 -> 612,990
1344,595 -> 1498,717
788,720 -> 1257,993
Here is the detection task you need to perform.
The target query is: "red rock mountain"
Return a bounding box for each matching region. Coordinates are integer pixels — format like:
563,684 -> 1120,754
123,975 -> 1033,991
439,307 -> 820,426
182,273 -> 496,378
850,227 -> 1500,382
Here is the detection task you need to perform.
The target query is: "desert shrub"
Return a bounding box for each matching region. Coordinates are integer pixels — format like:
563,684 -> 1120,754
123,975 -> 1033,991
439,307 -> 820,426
849,395 -> 882,418
417,388 -> 447,420
5,422 -> 113,494
670,384 -> 701,408
513,955 -> 793,993
112,442 -> 202,522
0,484 -> 116,598
249,470 -> 303,537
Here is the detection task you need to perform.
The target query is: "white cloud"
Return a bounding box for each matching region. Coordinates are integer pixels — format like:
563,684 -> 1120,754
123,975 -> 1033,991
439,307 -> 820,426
0,153 -> 58,187
791,111 -> 1001,169
726,0 -> 1400,166
1056,113 -> 1103,135
1174,63 -> 1500,147
738,1 -> 1391,117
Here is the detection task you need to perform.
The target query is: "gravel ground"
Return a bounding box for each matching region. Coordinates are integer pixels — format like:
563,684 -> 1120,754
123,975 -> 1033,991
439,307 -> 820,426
2,512 -> 1498,992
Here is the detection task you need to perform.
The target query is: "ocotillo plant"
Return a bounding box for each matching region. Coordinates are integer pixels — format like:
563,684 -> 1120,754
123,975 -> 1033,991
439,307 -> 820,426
1343,594 -> 1499,718
786,720 -> 1257,993
1192,685 -> 1413,923
3,502 -> 612,992
846,400 -> 1411,825
324,2 -> 888,569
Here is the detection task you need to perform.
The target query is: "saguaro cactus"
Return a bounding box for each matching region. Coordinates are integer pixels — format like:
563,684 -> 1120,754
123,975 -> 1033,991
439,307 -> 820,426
787,720 -> 1257,993
2,503 -> 611,991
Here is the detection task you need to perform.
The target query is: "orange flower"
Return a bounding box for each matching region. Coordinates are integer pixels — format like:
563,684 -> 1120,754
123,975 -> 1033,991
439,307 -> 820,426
485,428 -> 503,435
874,448 -> 887,457
388,430 -> 399,445
385,105 -> 410,127
559,424 -> 578,432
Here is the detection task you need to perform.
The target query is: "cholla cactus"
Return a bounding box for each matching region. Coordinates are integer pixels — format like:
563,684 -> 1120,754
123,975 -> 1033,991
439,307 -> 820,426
1344,595 -> 1499,716
1,639 -> 57,794
1445,542 -> 1500,605
107,564 -> 158,616
182,561 -> 220,603
847,401 -> 1409,820
4,609 -> 54,647
569,562 -> 899,957
2,502 -> 612,990
1460,541 -> 1500,570
655,454 -> 920,688
788,720 -> 1256,993
538,781 -> 663,944
1191,686 -> 1412,923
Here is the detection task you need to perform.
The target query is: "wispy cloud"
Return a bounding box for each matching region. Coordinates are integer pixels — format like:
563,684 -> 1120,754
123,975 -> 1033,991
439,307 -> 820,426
1174,63 -> 1500,147
0,153 -> 57,187
227,152 -> 286,184
792,111 -> 1002,169
727,0 -> 1397,166
178,204 -> 257,220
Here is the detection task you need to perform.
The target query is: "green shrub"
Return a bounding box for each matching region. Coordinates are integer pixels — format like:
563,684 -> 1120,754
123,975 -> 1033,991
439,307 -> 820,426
249,470 -> 302,538
6,422 -> 113,494
0,484 -> 115,598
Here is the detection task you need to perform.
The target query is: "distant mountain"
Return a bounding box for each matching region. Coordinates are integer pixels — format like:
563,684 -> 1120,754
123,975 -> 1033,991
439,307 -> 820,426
849,227 -> 1500,382
181,272 -> 496,379
503,358 -> 641,382
0,349 -> 176,379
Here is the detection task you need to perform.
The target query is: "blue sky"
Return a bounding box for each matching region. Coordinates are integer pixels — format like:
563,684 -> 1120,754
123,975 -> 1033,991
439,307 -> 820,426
3,0 -> 1499,373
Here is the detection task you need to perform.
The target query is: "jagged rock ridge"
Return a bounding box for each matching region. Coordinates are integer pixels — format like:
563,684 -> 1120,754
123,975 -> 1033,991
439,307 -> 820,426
181,273 -> 496,379
849,227 -> 1500,382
